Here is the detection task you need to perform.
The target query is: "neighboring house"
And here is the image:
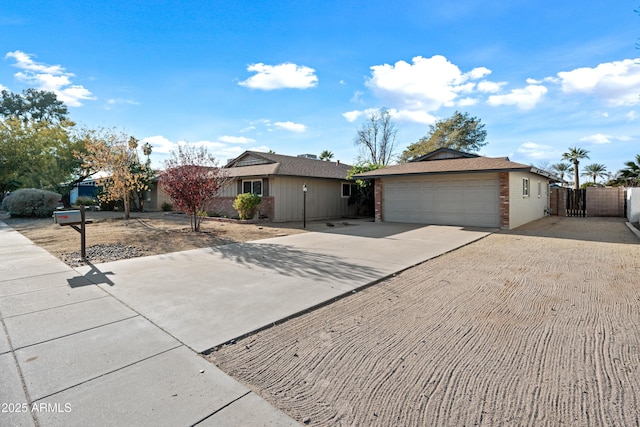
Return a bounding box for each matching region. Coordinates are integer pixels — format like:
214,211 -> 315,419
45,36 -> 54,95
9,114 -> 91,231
150,151 -> 357,222
354,148 -> 558,229
69,179 -> 101,204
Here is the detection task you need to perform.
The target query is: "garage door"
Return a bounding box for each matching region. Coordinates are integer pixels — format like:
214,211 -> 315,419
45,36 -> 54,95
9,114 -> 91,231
383,173 -> 500,227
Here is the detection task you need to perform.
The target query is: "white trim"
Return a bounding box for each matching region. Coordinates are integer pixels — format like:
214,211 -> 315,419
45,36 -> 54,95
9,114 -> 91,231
341,182 -> 352,198
522,177 -> 530,197
242,179 -> 263,196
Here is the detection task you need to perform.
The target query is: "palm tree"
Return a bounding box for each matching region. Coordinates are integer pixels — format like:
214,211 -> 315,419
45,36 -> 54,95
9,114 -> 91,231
319,150 -> 334,161
551,162 -> 571,184
142,142 -> 153,165
562,147 -> 590,189
620,154 -> 640,186
581,163 -> 608,185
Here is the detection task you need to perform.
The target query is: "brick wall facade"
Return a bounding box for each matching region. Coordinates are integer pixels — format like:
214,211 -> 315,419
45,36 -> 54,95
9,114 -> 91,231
499,172 -> 509,229
206,196 -> 275,220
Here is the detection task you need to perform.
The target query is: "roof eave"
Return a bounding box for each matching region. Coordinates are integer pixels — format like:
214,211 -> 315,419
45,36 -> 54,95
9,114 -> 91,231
354,167 -> 535,179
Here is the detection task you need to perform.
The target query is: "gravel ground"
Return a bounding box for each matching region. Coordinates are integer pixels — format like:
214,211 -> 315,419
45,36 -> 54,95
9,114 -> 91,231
209,217 -> 640,426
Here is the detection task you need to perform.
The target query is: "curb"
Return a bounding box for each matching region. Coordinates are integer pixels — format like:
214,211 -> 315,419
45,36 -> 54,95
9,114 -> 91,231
625,222 -> 640,240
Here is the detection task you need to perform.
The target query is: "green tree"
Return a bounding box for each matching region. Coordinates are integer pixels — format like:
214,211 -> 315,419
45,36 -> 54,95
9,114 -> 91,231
0,89 -> 86,199
551,162 -> 572,183
0,89 -> 69,124
400,111 -> 487,162
561,147 -> 590,189
0,118 -> 85,197
354,108 -> 397,166
319,150 -> 334,161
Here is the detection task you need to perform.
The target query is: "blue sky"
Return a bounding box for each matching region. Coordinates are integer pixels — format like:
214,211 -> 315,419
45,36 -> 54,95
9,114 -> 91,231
2,1 -> 639,180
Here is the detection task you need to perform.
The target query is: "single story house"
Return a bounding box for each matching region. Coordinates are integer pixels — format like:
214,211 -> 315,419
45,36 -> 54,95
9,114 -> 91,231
150,151 -> 357,222
354,148 -> 558,229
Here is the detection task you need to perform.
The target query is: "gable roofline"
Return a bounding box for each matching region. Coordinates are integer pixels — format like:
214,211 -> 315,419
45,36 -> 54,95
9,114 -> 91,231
353,154 -> 561,181
224,150 -> 354,180
409,147 -> 480,162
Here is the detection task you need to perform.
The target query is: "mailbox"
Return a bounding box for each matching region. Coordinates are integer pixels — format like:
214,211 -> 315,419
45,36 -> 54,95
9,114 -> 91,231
53,210 -> 82,225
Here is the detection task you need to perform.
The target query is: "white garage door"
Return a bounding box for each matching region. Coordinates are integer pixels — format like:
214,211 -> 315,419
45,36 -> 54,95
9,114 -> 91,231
383,173 -> 500,227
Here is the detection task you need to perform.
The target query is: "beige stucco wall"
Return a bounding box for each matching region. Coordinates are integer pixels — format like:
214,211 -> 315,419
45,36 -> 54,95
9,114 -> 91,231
270,176 -> 354,222
509,171 -> 550,229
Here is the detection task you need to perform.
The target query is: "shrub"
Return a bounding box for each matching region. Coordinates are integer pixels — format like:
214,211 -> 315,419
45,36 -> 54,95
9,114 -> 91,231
74,196 -> 98,207
1,188 -> 61,217
233,193 -> 262,220
161,201 -> 174,212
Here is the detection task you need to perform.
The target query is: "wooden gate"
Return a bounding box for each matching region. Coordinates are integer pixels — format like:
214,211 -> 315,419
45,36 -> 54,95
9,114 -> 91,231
566,188 -> 586,217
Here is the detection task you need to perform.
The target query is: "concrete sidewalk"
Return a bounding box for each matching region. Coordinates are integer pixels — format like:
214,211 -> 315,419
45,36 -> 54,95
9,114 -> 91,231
0,219 -> 491,426
0,221 -> 298,427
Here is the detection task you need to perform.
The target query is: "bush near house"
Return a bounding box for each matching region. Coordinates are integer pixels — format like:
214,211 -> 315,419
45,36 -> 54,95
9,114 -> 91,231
73,196 -> 98,207
233,193 -> 262,220
161,201 -> 174,212
1,188 -> 61,217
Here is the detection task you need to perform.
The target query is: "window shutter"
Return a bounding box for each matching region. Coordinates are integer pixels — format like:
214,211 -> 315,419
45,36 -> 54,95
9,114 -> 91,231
237,180 -> 242,195
263,178 -> 269,196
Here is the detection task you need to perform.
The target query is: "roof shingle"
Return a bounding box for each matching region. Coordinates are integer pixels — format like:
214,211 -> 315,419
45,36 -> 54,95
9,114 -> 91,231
354,156 -> 547,178
226,151 -> 352,180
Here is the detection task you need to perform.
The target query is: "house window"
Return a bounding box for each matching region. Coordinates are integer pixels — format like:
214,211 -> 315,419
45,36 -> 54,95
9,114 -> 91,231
342,183 -> 352,198
243,179 -> 262,196
522,178 -> 530,197
537,181 -> 542,198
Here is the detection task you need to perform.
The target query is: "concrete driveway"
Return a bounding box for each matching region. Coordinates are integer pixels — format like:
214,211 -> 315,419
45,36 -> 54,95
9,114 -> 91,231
74,221 -> 492,353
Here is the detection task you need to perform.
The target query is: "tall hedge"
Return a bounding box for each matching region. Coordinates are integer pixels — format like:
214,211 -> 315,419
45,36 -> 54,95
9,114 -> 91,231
1,188 -> 61,217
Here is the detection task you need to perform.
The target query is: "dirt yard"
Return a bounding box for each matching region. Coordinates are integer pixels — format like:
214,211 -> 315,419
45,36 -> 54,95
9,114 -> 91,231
209,217 -> 640,426
1,211 -> 317,266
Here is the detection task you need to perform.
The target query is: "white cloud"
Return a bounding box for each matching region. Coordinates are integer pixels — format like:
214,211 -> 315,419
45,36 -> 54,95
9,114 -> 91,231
341,107 -> 384,123
238,62 -> 318,90
105,98 -> 140,110
5,50 -> 95,107
350,90 -> 364,103
142,135 -> 176,154
143,135 -> 270,166
556,58 -> 640,106
273,121 -> 307,132
477,80 -> 506,93
342,110 -> 363,122
457,97 -> 479,106
516,142 -> 557,159
487,85 -> 547,110
342,107 -> 436,125
579,133 -> 612,144
387,108 -> 437,124
0,83 -> 7,91
626,110 -> 637,121
579,133 -> 632,144
365,55 -> 496,111
218,135 -> 255,144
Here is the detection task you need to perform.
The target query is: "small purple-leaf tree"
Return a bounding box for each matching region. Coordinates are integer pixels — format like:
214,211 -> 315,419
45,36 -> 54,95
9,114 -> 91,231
160,145 -> 229,232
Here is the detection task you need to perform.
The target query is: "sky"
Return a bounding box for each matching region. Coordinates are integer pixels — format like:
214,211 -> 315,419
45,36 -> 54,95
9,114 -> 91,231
1,1 -> 640,180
